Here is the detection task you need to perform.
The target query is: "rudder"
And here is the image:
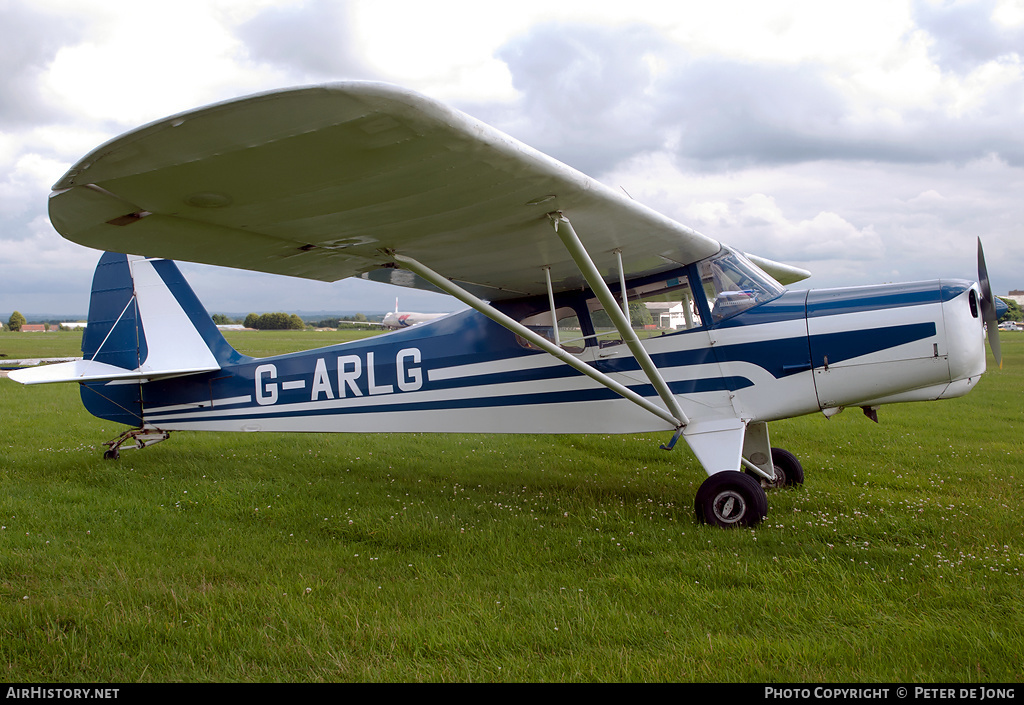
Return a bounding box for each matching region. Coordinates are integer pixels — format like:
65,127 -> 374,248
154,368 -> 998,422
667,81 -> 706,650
81,252 -> 148,369
77,251 -> 243,374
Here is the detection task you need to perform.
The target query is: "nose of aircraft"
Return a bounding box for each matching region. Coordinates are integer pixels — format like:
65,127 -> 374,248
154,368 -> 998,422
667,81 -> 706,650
940,281 -> 987,398
908,240 -> 1002,402
804,277 -> 989,410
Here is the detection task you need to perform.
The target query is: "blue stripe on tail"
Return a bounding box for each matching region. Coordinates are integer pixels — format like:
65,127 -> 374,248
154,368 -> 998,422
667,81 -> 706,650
81,253 -> 149,369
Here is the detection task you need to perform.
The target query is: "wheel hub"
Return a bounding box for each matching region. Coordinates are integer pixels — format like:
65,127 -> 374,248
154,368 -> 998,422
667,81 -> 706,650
763,465 -> 786,489
713,490 -> 748,524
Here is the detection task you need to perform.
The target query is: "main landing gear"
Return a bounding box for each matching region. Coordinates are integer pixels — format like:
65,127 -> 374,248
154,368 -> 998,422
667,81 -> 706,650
750,447 -> 805,490
695,447 -> 803,528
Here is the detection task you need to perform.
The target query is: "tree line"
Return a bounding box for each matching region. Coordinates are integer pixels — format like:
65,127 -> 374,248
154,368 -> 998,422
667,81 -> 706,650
1000,297 -> 1023,322
210,312 -> 378,330
3,312 -> 85,332
242,312 -> 306,330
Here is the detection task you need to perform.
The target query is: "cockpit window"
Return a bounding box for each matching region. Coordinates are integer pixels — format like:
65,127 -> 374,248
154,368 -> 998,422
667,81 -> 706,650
587,272 -> 703,349
516,307 -> 585,353
698,247 -> 785,323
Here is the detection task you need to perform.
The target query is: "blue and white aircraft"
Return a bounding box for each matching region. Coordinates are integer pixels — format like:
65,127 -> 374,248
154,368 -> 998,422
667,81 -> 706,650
10,83 -> 1004,528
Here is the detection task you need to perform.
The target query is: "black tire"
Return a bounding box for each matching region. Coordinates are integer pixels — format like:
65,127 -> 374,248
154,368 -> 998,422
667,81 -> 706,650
103,448 -> 119,460
694,471 -> 768,528
770,447 -> 803,487
746,447 -> 805,489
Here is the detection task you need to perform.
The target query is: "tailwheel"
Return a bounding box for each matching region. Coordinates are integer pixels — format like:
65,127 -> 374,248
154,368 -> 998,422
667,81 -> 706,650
695,471 -> 768,528
102,426 -> 170,459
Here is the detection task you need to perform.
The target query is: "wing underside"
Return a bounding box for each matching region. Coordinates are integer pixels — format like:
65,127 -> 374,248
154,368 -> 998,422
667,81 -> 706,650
49,82 -> 808,299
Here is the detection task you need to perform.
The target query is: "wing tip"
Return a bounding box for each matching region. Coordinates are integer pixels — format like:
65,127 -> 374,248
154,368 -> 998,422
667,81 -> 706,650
744,252 -> 812,285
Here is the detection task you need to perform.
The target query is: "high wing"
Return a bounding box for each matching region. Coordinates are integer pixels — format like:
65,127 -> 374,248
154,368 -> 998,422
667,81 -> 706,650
49,82 -> 808,300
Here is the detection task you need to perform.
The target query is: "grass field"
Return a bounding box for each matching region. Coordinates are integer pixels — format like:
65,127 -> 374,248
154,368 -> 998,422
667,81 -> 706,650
1,330 -> 1022,682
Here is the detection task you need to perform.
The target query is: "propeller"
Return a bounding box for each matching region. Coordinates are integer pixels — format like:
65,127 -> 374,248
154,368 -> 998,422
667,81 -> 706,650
977,238 -> 1002,368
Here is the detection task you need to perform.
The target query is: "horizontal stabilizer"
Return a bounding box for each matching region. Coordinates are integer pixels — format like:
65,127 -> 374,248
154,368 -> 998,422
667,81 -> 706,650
8,359 -> 219,385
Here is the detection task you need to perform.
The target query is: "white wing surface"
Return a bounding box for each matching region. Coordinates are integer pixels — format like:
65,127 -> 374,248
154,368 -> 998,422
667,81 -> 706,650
50,82 -> 807,299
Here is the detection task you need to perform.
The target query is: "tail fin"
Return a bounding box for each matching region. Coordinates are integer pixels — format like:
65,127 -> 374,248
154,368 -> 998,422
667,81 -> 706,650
10,253 -> 241,385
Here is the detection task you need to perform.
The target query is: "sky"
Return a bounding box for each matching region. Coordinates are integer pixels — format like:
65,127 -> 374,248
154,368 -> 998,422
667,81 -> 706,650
1,0 -> 1022,317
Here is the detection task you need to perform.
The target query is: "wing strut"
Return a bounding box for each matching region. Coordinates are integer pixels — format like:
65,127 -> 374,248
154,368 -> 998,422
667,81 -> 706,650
391,253 -> 683,429
543,266 -> 561,348
548,212 -> 691,428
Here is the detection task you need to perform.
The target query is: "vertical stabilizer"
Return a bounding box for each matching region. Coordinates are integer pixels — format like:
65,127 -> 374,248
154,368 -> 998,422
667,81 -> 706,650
78,253 -> 241,426
82,252 -> 243,374
9,253 -> 239,387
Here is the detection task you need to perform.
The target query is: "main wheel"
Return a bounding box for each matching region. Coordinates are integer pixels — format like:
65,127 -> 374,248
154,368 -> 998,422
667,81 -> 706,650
694,471 -> 768,528
747,447 -> 804,489
769,447 -> 803,487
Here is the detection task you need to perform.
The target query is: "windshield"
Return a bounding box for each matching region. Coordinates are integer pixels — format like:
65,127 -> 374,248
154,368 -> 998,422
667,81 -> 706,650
698,247 -> 785,323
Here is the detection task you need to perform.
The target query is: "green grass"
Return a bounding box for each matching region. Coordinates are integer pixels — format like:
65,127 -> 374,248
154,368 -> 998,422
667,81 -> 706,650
221,329 -> 382,357
0,330 -> 85,360
0,333 -> 1022,682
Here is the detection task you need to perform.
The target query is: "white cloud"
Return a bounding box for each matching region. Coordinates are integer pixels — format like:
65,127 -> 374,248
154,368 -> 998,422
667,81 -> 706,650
0,153 -> 63,217
42,3 -> 264,126
732,194 -> 883,260
993,0 -> 1024,26
1,0 -> 1023,315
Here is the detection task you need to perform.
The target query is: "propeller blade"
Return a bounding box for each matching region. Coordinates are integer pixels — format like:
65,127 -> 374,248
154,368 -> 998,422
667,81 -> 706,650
978,238 -> 1002,368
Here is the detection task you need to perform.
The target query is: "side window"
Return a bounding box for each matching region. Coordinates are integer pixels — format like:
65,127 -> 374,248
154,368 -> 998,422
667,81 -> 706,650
587,273 -> 703,349
516,307 -> 585,354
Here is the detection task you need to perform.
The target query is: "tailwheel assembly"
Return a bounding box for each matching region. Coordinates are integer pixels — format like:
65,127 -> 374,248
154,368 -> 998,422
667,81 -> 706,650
102,426 -> 170,460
